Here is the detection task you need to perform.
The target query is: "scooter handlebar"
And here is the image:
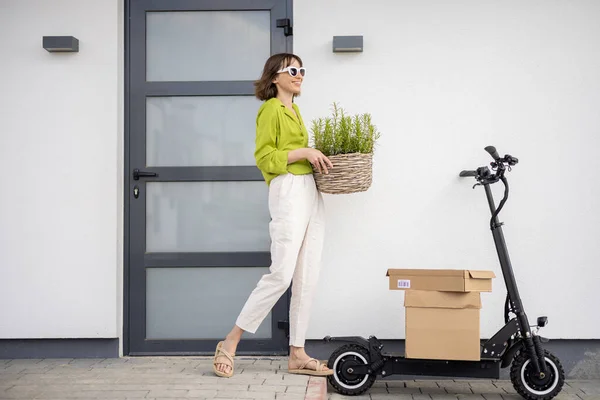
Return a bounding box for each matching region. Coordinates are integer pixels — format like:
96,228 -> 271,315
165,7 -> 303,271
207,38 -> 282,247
459,170 -> 478,177
485,146 -> 500,161
460,146 -> 518,179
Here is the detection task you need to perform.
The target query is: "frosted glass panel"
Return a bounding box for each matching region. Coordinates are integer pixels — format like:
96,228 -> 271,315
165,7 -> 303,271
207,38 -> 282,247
146,11 -> 271,81
147,267 -> 271,339
147,96 -> 261,167
146,182 -> 270,252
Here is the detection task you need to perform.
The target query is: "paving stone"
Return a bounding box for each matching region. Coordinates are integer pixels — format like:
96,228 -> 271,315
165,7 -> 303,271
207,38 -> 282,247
150,397 -> 195,400
146,389 -> 190,398
422,387 -> 449,395
9,383 -> 193,391
263,379 -> 288,387
0,366 -> 26,373
578,395 -> 600,400
285,385 -> 307,394
192,383 -> 250,391
412,395 -> 434,400
560,386 -> 586,394
215,389 -> 276,399
371,394 -> 412,400
481,395 -> 504,400
120,376 -> 226,385
468,382 -> 505,395
5,359 -> 43,366
407,381 -> 440,389
553,394 -> 589,400
66,359 -> 104,367
225,374 -> 269,383
281,374 -> 310,384
240,368 -> 279,375
186,389 -> 220,397
578,384 -> 600,395
34,358 -> 75,365
264,378 -> 306,387
34,390 -> 150,398
253,360 -> 276,366
368,386 -> 389,394
249,385 -> 286,393
385,380 -> 410,388
327,394 -> 370,400
386,386 -> 422,395
3,386 -> 44,395
440,382 -> 473,395
200,398 -> 243,400
1,389 -> 45,399
274,393 -> 306,400
491,381 -> 514,391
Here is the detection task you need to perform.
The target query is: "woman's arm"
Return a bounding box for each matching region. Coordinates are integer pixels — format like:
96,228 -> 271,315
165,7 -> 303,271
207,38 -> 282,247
254,107 -> 289,174
289,148 -> 333,174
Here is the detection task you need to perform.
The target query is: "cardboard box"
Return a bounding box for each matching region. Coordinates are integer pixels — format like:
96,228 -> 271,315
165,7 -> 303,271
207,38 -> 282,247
386,268 -> 495,292
404,290 -> 482,361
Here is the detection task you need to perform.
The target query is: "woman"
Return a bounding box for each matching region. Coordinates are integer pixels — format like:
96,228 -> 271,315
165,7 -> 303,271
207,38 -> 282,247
213,53 -> 334,378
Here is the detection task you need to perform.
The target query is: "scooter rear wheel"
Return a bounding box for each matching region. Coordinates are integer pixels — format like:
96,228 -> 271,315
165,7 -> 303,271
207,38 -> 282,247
510,349 -> 565,400
327,344 -> 376,396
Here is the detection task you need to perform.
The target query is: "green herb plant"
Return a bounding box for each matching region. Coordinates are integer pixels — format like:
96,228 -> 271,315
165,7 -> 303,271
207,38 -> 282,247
310,102 -> 380,157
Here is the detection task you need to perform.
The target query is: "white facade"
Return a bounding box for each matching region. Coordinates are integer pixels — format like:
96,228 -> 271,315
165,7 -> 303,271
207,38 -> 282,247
1,0 -> 599,355
0,0 -> 124,343
296,0 -> 600,341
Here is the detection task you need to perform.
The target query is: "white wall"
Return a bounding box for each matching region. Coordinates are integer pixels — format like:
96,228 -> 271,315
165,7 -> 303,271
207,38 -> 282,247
296,0 -> 600,340
1,0 -> 597,346
0,0 -> 122,339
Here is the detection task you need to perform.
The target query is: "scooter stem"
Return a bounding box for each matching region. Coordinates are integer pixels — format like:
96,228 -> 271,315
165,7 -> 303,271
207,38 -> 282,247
483,182 -> 546,376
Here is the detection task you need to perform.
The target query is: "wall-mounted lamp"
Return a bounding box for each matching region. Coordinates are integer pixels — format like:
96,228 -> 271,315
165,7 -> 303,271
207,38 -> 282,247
43,36 -> 79,53
332,36 -> 363,53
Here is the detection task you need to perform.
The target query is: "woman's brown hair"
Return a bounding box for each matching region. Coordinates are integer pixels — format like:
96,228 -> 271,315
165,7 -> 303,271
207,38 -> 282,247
254,53 -> 303,101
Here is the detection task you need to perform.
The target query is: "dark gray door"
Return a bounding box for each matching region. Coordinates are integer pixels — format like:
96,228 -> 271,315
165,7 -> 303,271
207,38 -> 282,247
125,0 -> 292,355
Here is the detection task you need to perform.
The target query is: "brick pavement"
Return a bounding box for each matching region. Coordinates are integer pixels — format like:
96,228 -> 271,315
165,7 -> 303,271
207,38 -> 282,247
1,357 -> 598,400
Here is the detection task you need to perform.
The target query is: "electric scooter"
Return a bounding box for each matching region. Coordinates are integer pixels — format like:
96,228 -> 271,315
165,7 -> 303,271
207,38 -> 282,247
323,146 -> 565,400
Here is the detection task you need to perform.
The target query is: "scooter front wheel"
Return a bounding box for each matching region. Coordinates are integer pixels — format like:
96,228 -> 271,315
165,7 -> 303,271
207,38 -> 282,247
510,349 -> 565,400
327,344 -> 376,396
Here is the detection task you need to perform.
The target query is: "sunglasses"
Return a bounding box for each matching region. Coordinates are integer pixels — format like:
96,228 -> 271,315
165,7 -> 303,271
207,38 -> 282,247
277,66 -> 306,77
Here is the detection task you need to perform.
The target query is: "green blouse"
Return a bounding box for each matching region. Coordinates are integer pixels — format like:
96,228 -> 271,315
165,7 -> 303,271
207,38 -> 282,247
254,97 -> 313,185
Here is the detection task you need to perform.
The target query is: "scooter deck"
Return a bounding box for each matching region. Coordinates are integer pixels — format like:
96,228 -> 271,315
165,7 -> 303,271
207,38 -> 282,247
376,353 -> 501,379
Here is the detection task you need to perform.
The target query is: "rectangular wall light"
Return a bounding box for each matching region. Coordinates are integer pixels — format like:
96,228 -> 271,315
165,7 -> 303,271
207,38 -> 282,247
333,36 -> 363,53
43,36 -> 79,52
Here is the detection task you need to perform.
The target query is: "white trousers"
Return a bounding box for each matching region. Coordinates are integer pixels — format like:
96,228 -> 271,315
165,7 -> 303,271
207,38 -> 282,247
236,173 -> 325,347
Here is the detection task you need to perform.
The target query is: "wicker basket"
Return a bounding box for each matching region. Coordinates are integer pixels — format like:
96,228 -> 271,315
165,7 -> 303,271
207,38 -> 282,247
312,152 -> 373,194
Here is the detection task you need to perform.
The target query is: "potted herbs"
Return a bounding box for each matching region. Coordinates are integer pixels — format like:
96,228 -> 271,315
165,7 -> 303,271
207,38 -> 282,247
310,103 -> 380,194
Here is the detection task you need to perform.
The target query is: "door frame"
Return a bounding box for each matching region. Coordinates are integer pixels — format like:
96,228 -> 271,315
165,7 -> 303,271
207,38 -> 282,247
123,0 -> 294,356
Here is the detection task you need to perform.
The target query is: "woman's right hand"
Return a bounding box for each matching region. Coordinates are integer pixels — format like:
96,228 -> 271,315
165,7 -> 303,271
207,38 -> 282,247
303,148 -> 334,174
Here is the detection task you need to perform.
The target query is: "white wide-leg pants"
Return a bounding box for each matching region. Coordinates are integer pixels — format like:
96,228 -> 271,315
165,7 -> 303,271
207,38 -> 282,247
236,173 -> 325,347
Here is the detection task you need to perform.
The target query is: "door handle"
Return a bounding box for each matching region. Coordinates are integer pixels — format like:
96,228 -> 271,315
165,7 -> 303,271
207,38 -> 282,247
133,168 -> 158,180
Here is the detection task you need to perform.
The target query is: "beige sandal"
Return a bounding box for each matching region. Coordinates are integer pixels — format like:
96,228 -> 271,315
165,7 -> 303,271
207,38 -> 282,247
288,358 -> 333,376
213,341 -> 235,378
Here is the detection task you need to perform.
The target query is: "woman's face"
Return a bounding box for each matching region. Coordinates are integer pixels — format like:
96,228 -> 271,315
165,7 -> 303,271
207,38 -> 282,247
272,58 -> 304,96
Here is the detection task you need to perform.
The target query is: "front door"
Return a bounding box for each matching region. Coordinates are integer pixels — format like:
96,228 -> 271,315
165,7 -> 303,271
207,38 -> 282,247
125,0 -> 293,355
